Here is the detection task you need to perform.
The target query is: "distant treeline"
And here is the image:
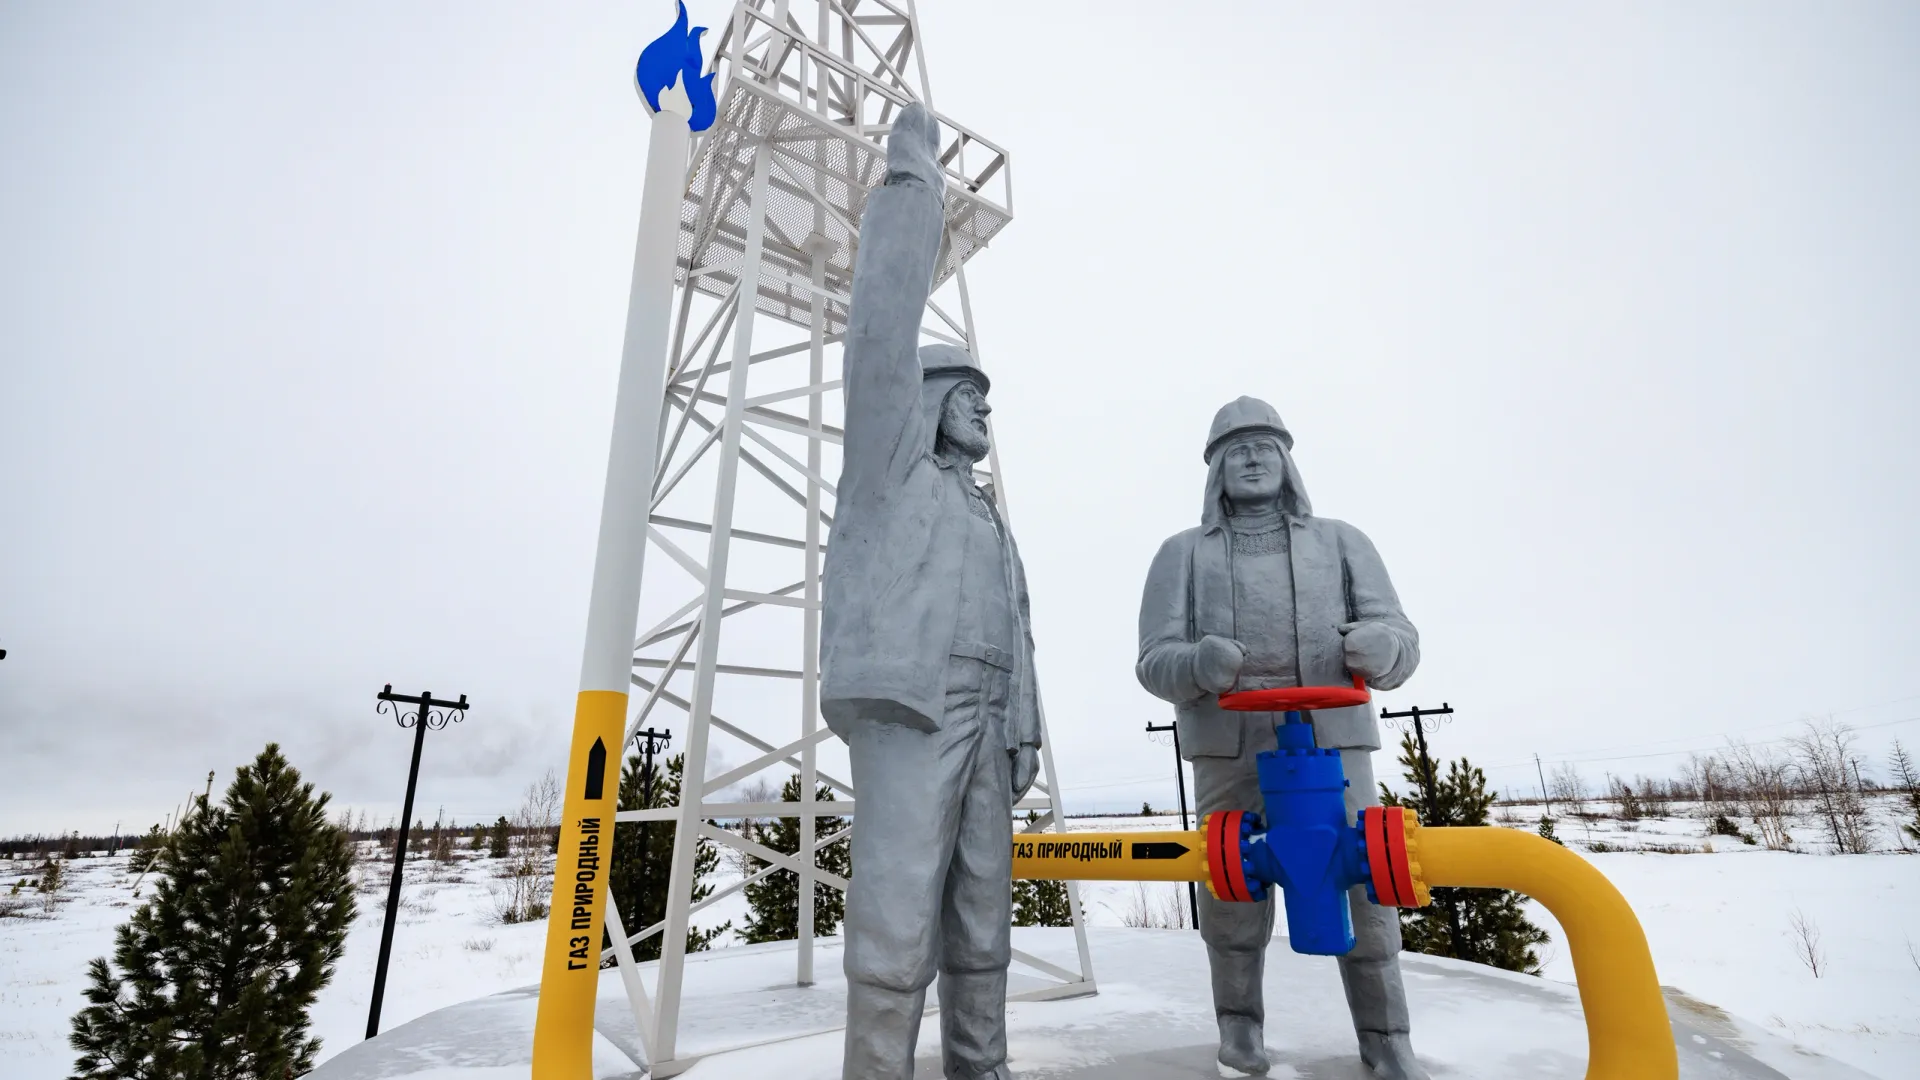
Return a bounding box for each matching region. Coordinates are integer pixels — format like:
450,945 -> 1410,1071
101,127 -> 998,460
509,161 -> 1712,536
0,817 -> 549,862
1,831 -> 152,860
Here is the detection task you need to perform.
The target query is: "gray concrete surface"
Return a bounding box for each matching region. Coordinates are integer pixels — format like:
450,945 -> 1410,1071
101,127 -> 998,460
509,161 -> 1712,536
307,928 -> 1877,1080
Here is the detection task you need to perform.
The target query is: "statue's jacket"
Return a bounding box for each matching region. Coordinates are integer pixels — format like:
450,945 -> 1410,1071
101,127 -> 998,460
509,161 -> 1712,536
1137,507 -> 1418,755
820,150 -> 1040,751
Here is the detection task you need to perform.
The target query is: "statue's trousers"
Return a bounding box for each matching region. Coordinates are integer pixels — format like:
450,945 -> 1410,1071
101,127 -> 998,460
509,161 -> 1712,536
842,657 -> 1014,1080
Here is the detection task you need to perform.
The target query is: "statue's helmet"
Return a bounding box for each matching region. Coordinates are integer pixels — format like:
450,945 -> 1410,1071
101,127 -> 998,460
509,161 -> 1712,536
919,343 -> 990,395
1203,395 -> 1292,463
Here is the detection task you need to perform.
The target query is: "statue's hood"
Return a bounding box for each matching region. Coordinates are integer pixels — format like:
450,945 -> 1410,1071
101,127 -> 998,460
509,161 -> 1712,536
1201,437 -> 1312,529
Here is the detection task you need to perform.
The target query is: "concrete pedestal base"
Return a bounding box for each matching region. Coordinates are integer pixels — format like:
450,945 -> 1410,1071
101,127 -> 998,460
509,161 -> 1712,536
308,927 -> 1873,1080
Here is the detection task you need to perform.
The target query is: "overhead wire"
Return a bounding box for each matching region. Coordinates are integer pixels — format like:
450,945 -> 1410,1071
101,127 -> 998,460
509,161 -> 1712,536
1060,693 -> 1920,795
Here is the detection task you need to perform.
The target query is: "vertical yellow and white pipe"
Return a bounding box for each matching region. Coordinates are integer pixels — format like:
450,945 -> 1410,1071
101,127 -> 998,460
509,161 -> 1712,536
531,5 -> 712,1075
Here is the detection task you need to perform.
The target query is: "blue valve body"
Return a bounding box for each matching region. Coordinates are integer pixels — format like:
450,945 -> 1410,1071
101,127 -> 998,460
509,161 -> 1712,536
1241,714 -> 1371,955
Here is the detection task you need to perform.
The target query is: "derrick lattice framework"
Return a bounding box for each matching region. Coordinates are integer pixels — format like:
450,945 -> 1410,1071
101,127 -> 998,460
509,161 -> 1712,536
604,2 -> 1093,1073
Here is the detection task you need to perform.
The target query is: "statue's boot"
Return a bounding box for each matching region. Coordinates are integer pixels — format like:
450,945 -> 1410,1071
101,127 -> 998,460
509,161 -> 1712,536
939,968 -> 1011,1080
1338,956 -> 1430,1080
1216,1014 -> 1270,1076
1358,1033 -> 1427,1080
842,981 -> 927,1079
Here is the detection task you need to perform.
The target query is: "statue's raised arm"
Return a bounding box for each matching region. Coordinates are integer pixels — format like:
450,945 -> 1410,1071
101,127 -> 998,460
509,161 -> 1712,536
838,104 -> 947,503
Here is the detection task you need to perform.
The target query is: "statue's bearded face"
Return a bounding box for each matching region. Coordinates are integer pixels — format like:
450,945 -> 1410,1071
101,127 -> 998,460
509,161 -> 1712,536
1220,434 -> 1286,508
937,380 -> 992,462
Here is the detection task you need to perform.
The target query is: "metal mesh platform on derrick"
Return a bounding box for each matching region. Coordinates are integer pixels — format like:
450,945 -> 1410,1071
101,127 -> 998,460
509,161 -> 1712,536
676,79 -> 1012,335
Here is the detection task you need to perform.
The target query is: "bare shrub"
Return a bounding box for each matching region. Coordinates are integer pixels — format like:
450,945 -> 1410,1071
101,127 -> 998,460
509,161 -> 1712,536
1118,882 -> 1191,929
462,936 -> 497,953
1548,763 -> 1585,812
1787,908 -> 1824,977
1684,753 -> 1739,821
1723,740 -> 1795,850
492,771 -> 560,924
429,808 -> 455,863
516,771 -> 562,857
1605,774 -> 1644,821
1890,740 -> 1920,850
1790,720 -> 1874,854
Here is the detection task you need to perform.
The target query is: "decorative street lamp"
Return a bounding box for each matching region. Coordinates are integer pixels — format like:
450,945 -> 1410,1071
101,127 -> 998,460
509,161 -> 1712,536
366,684 -> 469,1039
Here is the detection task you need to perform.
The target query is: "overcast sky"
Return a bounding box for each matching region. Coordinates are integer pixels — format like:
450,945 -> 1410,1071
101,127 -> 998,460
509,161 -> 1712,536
4,2 -> 1918,836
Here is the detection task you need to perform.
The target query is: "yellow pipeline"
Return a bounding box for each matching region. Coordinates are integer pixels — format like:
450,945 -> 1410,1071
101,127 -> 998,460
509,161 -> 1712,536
1011,830 -> 1208,882
1010,821 -> 1677,1080
1407,823 -> 1676,1080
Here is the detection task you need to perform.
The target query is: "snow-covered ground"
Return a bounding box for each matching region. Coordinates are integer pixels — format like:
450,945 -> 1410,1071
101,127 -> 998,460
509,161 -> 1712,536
3,795 -> 1916,1079
1063,797 -> 1920,1079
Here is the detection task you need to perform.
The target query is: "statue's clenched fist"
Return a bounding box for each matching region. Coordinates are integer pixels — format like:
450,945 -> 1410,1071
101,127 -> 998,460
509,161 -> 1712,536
1011,745 -> 1038,801
1338,620 -> 1400,682
1194,634 -> 1247,695
885,102 -> 943,193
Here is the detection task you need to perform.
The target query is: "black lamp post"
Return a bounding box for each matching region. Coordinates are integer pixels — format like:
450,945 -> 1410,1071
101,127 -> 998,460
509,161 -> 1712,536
366,685 -> 468,1040
1145,721 -> 1199,930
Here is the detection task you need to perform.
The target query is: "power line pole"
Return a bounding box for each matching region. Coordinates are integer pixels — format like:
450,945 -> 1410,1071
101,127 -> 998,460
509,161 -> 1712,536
1379,703 -> 1452,826
1145,721 -> 1199,930
1534,753 -> 1553,816
367,685 -> 468,1040
1379,701 -> 1459,952
631,727 -> 673,916
634,728 -> 673,811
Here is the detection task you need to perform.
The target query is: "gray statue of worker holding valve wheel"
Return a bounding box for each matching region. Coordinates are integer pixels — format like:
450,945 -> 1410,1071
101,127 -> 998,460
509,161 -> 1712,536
1136,396 -> 1427,1079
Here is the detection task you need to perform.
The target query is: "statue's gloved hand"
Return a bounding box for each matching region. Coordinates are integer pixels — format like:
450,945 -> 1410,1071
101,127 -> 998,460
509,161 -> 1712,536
1338,620 -> 1400,683
1193,634 -> 1246,694
885,101 -> 945,195
1011,745 -> 1039,801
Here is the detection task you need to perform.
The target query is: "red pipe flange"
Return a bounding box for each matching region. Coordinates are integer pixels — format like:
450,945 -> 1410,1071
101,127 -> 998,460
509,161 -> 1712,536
1204,810 -> 1257,903
1362,806 -> 1422,907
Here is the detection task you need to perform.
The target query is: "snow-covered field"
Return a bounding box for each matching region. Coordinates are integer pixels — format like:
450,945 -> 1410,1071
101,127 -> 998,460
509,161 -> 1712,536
4,796 -> 1916,1080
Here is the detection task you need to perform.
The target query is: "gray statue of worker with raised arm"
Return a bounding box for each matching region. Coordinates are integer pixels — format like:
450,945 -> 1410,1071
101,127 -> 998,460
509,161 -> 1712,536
821,102 -> 1042,1080
1136,397 -> 1427,1080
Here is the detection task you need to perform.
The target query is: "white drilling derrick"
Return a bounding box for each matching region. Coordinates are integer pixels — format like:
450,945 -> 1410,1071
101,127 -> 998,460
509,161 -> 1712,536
604,1 -> 1095,1073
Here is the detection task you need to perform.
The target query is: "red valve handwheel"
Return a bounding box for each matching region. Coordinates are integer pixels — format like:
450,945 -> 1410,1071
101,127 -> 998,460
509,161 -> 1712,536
1218,673 -> 1370,712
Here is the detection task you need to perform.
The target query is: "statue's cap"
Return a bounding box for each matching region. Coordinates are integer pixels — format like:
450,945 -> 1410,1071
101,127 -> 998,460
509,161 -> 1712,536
1204,396 -> 1292,463
919,343 -> 990,395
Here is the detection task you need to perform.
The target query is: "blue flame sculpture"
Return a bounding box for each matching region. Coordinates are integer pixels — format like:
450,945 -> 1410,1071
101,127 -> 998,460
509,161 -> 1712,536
636,2 -> 718,132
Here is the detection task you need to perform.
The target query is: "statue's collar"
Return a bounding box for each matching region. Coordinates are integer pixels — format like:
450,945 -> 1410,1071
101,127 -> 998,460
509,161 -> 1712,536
1203,512 -> 1307,537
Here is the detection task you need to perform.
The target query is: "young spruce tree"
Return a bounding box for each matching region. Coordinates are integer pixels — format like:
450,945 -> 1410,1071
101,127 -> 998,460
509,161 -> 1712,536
1378,732 -> 1550,974
604,751 -> 730,964
739,773 -> 852,944
1011,812 -> 1073,927
70,744 -> 355,1079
